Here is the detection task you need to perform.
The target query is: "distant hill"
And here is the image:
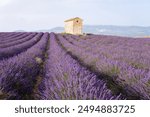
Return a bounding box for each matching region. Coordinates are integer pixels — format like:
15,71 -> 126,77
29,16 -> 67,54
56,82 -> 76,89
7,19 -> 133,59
14,30 -> 26,32
83,25 -> 150,37
39,25 -> 150,37
15,25 -> 150,37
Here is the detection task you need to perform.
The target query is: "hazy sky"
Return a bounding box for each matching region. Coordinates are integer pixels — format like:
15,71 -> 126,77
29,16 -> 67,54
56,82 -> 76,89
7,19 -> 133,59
0,0 -> 150,31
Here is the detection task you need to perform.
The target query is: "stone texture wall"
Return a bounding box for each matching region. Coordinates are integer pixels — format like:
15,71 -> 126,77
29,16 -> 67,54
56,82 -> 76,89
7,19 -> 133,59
73,19 -> 83,35
65,21 -> 74,34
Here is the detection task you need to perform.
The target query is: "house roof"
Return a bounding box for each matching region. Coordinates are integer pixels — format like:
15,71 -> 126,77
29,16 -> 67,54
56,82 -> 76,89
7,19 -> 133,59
64,17 -> 83,22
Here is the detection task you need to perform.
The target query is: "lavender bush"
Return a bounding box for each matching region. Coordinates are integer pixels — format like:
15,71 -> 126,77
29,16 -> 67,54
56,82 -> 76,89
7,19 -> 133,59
37,33 -> 122,100
0,33 -> 49,99
0,32 -> 149,100
0,33 -> 37,48
0,32 -> 25,41
0,33 -> 34,45
58,34 -> 150,99
0,33 -> 43,60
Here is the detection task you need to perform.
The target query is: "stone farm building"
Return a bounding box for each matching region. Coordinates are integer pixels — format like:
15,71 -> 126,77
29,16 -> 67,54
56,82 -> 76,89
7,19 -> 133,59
64,17 -> 83,35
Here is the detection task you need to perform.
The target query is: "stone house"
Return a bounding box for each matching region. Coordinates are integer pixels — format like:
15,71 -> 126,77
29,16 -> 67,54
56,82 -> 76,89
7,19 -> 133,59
64,17 -> 83,35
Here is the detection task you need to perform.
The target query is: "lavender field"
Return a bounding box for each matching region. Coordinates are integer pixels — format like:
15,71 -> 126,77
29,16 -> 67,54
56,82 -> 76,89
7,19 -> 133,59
0,32 -> 149,100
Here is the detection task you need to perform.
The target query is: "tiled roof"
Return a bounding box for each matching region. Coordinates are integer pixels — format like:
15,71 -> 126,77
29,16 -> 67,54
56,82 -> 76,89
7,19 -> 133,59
64,17 -> 83,22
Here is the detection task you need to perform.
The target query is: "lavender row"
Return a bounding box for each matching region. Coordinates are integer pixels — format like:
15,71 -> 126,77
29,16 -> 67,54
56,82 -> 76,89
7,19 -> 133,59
37,33 -> 122,100
0,33 -> 33,45
0,33 -> 37,48
58,34 -> 150,99
66,35 -> 150,70
0,33 -> 15,39
0,33 -> 49,99
0,32 -> 21,39
0,33 -> 43,60
64,35 -> 150,77
0,32 -> 26,41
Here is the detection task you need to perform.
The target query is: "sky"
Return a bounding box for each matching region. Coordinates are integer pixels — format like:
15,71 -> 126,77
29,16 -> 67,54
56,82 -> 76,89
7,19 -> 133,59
0,0 -> 150,31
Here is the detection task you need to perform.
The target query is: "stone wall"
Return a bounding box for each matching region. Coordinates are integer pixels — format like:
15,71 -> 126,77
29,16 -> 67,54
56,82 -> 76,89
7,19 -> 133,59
65,21 -> 74,34
73,19 -> 83,35
65,18 -> 83,35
